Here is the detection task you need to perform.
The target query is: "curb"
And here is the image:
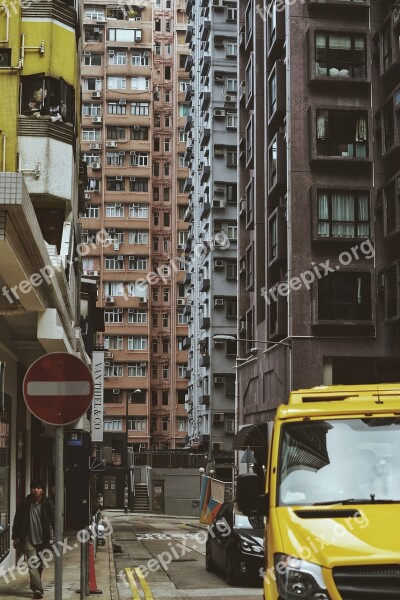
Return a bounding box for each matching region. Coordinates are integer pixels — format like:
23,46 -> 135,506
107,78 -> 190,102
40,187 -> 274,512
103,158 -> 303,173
107,534 -> 118,600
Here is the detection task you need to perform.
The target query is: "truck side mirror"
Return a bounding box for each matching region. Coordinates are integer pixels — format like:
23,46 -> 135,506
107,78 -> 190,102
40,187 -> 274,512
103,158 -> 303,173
236,473 -> 269,516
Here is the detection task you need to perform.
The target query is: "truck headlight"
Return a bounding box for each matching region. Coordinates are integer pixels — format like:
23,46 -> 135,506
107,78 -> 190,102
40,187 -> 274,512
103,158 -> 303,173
274,554 -> 330,600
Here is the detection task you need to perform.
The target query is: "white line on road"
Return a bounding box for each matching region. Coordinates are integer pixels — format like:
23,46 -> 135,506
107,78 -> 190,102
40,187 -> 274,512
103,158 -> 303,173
149,587 -> 262,597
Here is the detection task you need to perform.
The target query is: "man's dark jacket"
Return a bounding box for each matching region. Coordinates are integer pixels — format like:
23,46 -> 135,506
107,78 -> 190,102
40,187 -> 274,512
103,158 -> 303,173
12,494 -> 55,545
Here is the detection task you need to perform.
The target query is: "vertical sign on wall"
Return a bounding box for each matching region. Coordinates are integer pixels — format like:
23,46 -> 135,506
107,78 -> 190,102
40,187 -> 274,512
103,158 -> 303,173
91,351 -> 104,442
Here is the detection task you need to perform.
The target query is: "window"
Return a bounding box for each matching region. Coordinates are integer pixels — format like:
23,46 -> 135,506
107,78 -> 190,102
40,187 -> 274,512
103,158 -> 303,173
109,51 -> 127,65
178,180 -> 185,194
82,204 -> 99,220
226,300 -> 237,319
163,212 -> 170,227
105,256 -> 124,270
83,77 -> 102,92
318,272 -> 371,320
162,313 -> 169,327
162,417 -> 169,431
131,152 -> 149,167
86,177 -> 100,192
21,75 -> 75,124
246,244 -> 254,289
165,66 -> 171,79
227,149 -> 237,167
104,419 -> 122,431
178,309 -> 187,324
178,230 -> 188,245
267,0 -> 276,45
179,80 -> 189,92
105,309 -> 124,323
0,394 -> 10,558
386,264 -> 398,320
177,417 -> 188,432
129,230 -> 148,244
226,40 -> 238,56
130,178 -> 149,192
104,282 -> 124,296
226,184 -> 237,205
317,190 -> 370,238
226,262 -> 237,280
108,29 -> 141,42
227,225 -> 237,240
178,364 -> 187,378
245,58 -> 253,104
164,139 -> 171,152
82,103 -> 101,117
226,375 -> 235,395
179,54 -> 187,68
128,418 -> 146,431
128,336 -> 147,350
104,336 -> 123,350
128,363 -> 147,377
269,72 -> 276,117
84,53 -> 102,66
106,202 -> 124,217
82,129 -> 101,143
268,138 -> 277,189
162,366 -> 169,381
179,127 -> 187,142
316,109 -> 368,157
163,288 -> 169,302
269,214 -> 277,260
128,390 -> 146,404
227,5 -> 237,20
105,363 -> 124,377
108,102 -> 126,115
163,188 -> 170,202
131,126 -> 149,140
106,152 -> 124,167
131,77 -> 150,90
315,32 -> 366,79
107,126 -> 125,140
382,22 -> 392,72
382,100 -> 395,153
131,102 -> 149,116
129,203 -> 148,218
178,104 -> 189,117
227,113 -> 237,129
106,178 -> 125,192
85,27 -> 103,43
132,51 -> 150,66
128,309 -> 147,324
226,78 -> 237,92
128,257 -> 148,270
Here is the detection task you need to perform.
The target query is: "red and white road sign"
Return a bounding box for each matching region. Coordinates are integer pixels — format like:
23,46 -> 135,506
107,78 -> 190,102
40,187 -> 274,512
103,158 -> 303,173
23,352 -> 94,425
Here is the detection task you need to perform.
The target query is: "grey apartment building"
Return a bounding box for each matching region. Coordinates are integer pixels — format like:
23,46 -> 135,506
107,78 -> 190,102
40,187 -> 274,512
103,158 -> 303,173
184,0 -> 239,479
237,0 -> 400,428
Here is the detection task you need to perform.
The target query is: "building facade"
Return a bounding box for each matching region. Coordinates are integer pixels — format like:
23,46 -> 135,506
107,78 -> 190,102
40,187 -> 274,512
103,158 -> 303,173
184,0 -> 238,480
237,0 -> 400,430
0,0 -> 91,569
80,0 -> 191,506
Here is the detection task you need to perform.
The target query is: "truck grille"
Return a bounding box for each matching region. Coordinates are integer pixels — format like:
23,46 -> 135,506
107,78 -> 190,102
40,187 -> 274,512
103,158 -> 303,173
333,565 -> 400,599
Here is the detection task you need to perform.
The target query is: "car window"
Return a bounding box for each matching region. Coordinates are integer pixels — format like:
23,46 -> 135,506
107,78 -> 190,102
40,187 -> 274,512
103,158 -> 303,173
234,512 -> 264,529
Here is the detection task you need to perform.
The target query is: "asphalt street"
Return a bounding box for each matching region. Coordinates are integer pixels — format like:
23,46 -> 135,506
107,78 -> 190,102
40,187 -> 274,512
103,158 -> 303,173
108,512 -> 263,600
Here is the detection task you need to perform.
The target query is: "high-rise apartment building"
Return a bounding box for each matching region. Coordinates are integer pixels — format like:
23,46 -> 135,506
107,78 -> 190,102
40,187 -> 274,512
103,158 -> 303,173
184,0 -> 238,480
0,0 -> 91,567
238,0 -> 400,430
80,0 -> 190,501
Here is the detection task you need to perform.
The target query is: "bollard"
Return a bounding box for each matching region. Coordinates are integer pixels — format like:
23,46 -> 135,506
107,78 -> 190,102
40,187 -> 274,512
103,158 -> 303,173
78,528 -> 90,598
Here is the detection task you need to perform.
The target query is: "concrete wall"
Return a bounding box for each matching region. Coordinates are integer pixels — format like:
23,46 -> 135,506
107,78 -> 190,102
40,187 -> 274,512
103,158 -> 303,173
148,468 -> 201,517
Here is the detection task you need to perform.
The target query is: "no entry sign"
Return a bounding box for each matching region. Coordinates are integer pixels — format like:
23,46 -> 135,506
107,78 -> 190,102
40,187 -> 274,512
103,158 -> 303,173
23,352 -> 94,425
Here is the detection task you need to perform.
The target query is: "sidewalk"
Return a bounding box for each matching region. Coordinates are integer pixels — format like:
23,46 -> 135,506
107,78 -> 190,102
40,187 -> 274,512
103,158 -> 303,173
1,532 -> 116,600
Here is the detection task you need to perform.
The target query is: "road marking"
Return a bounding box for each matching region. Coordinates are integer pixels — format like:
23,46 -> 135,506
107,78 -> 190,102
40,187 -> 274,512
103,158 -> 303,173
149,587 -> 262,597
135,567 -> 154,600
125,568 -> 141,600
137,533 -> 198,540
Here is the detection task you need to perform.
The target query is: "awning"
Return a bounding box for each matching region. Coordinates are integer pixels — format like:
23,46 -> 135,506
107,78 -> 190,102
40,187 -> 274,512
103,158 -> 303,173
232,423 -> 268,450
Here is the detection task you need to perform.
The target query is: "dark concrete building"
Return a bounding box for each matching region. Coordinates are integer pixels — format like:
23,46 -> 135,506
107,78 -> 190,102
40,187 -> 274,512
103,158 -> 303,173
237,0 -> 400,429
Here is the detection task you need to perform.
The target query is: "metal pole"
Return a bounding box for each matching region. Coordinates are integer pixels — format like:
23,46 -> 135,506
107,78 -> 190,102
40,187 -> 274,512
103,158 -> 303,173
79,533 -> 86,600
54,426 -> 63,599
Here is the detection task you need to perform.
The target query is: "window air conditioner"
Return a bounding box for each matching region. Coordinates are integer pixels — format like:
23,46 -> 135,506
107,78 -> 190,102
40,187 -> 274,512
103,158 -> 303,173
213,413 -> 224,423
214,298 -> 224,307
84,51 -> 91,57
97,16 -> 106,23
214,187 -> 224,195
115,176 -> 123,181
225,95 -> 235,103
133,125 -> 140,131
112,389 -> 120,394
118,98 -> 126,105
93,28 -> 101,33
139,297 -> 147,304
115,202 -> 122,207
113,243 -> 120,250
104,362 -> 110,367
213,200 -> 224,208
92,91 -> 101,98
105,296 -> 115,304
212,442 -> 224,450
108,228 -> 115,233
130,150 -> 137,156
89,143 -> 101,150
214,376 -> 224,384
214,259 -> 224,269
130,176 -> 136,182
213,109 -> 225,118
84,193 -> 91,200
104,352 -> 113,358
118,150 -> 126,155
106,141 -> 117,148
109,49 -> 115,56
177,299 -> 185,305
92,116 -> 102,123
91,162 -> 101,170
129,256 -> 135,260
143,51 -> 150,56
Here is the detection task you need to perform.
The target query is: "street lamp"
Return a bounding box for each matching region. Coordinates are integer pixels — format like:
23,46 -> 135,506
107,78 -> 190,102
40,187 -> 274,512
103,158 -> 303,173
125,388 -> 142,513
212,334 -> 291,348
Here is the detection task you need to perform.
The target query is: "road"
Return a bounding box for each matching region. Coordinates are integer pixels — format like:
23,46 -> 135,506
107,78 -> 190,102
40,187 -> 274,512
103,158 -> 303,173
108,513 -> 263,600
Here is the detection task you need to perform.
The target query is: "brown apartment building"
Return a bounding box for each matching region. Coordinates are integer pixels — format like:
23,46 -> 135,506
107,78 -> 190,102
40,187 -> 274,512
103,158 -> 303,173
237,0 -> 400,429
80,0 -> 191,504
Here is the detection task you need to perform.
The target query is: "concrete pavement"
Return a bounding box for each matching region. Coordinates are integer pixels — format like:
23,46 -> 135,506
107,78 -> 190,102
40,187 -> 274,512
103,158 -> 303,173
0,529 -> 116,600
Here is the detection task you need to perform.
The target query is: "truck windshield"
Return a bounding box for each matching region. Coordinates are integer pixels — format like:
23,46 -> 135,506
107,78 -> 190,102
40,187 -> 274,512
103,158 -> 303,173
278,418 -> 400,506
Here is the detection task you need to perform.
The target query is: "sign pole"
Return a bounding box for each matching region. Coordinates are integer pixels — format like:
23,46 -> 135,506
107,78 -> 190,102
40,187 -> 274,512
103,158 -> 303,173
54,425 -> 64,599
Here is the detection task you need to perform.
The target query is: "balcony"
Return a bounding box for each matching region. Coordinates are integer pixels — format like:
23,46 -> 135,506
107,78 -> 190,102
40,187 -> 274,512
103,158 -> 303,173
183,178 -> 193,193
308,0 -> 370,16
200,166 -> 211,184
199,394 -> 210,405
182,337 -> 192,350
185,25 -> 194,44
201,91 -> 211,111
184,272 -> 192,284
200,56 -> 211,76
201,20 -> 211,41
185,116 -> 193,133
200,128 -> 211,148
200,202 -> 211,220
183,304 -> 192,316
200,278 -> 210,292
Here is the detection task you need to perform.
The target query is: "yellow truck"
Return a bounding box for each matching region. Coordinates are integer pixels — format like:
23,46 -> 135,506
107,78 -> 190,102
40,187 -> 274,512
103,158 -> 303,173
236,384 -> 400,600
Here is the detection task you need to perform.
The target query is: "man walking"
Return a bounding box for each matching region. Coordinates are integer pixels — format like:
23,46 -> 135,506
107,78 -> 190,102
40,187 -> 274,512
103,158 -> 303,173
12,480 -> 55,599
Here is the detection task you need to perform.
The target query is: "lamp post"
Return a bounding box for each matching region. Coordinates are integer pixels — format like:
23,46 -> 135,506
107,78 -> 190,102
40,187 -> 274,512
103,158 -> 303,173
125,388 -> 142,513
212,334 -> 291,494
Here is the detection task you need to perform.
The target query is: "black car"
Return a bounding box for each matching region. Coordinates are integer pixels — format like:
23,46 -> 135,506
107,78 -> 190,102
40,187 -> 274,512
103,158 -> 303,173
205,501 -> 264,585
